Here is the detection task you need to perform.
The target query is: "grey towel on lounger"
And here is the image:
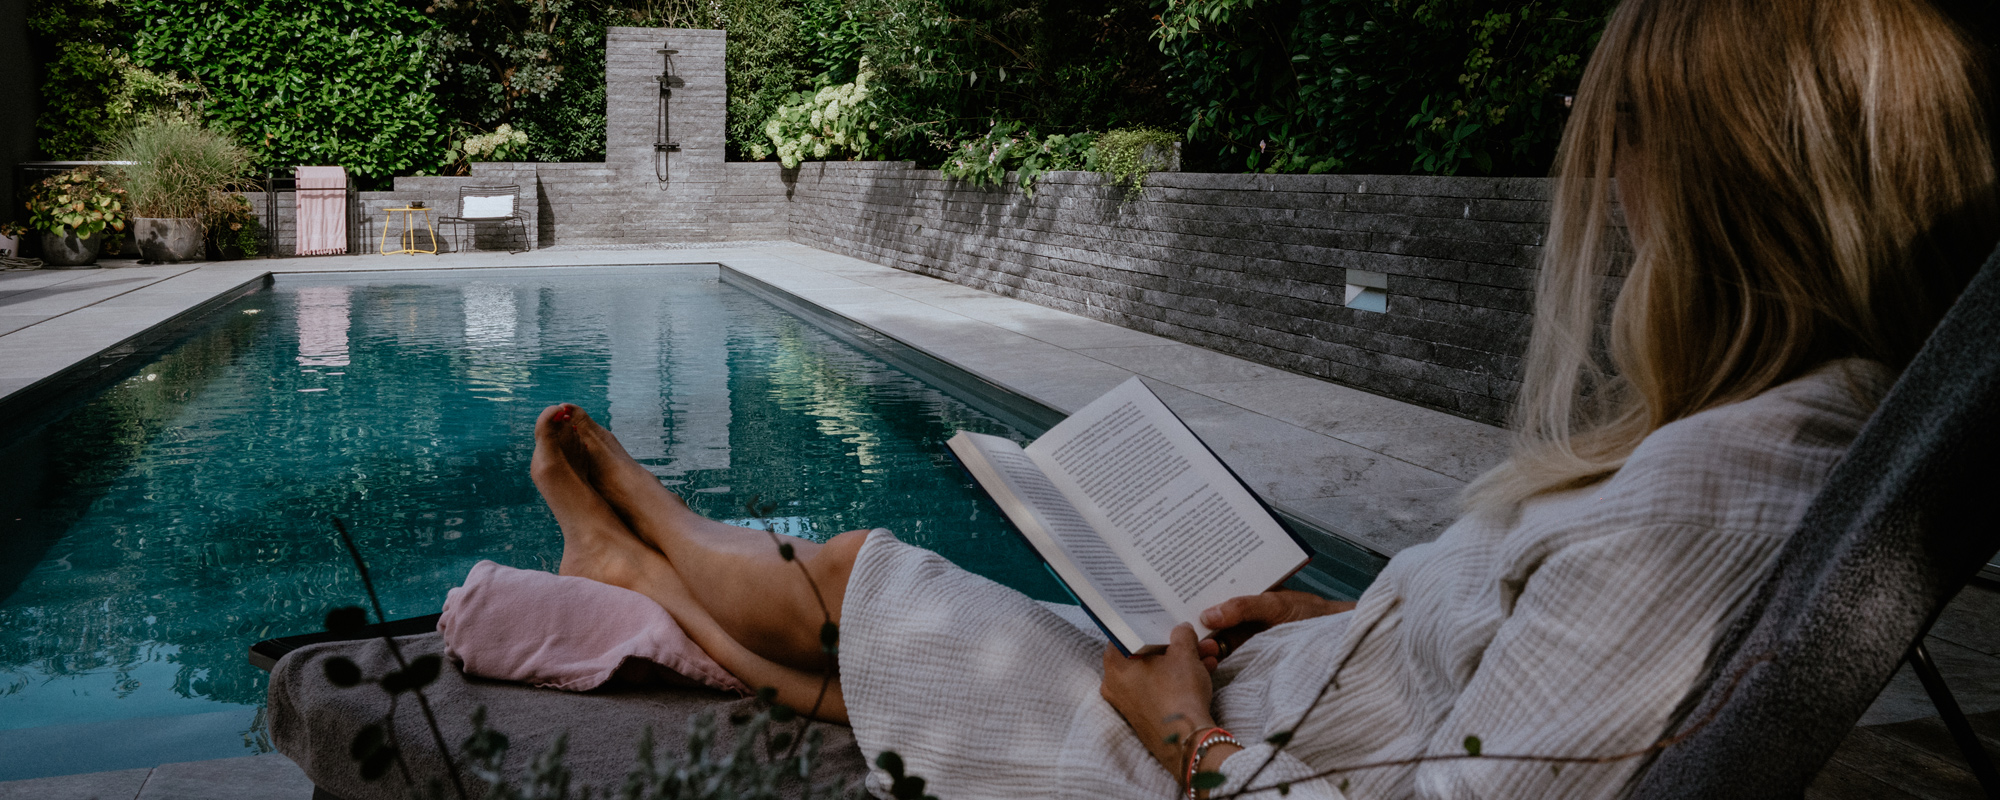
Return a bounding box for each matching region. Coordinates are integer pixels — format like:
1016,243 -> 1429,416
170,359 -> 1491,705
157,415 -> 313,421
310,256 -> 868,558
1630,243 -> 2000,798
268,632 -> 870,800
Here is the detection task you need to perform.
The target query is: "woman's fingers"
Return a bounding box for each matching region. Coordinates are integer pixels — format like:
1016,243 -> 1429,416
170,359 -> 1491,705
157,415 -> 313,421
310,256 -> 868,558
1200,590 -> 1359,631
1200,592 -> 1282,629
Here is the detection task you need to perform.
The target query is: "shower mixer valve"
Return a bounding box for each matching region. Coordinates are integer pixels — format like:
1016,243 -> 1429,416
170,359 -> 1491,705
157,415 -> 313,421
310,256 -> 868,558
654,47 -> 682,181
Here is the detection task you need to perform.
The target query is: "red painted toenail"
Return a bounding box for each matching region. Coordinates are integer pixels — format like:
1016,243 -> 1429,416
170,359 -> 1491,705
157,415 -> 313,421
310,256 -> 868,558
555,411 -> 571,422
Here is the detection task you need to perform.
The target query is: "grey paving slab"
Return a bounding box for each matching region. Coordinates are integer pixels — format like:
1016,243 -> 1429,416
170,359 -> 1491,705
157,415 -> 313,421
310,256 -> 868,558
805,293 -> 978,321
0,767 -> 150,800
732,270 -> 869,292
1151,382 -> 1461,500
1183,376 -> 1482,436
0,274 -> 178,315
43,304 -> 192,333
1279,488 -> 1465,556
0,270 -> 96,299
0,313 -> 57,336
937,348 -> 1139,413
924,298 -> 1168,349
1332,423 -> 1512,483
135,754 -> 314,800
1076,344 -> 1294,385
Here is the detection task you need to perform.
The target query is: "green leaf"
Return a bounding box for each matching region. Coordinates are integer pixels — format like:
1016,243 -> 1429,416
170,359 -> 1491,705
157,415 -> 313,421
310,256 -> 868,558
1463,735 -> 1483,756
359,746 -> 396,781
404,654 -> 442,688
891,775 -> 928,800
876,750 -> 906,778
1192,771 -> 1226,790
350,723 -> 385,761
323,656 -> 363,687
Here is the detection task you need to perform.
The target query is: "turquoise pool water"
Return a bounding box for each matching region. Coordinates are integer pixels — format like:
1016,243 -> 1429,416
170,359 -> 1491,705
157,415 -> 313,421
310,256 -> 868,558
0,264 -> 1060,780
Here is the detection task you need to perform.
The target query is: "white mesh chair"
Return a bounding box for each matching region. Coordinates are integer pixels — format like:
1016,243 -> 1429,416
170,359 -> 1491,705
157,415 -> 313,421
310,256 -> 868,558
437,184 -> 528,254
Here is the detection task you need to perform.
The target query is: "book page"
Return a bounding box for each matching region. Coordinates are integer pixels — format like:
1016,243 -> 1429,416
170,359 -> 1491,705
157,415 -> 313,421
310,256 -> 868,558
1025,377 -> 1307,635
946,432 -> 1175,648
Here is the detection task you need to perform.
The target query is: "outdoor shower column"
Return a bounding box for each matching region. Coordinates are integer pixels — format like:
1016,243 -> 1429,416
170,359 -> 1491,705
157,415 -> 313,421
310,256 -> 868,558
600,27 -> 728,241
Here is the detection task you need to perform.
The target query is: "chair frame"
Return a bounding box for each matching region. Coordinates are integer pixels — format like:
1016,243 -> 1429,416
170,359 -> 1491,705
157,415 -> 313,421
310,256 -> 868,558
436,184 -> 528,254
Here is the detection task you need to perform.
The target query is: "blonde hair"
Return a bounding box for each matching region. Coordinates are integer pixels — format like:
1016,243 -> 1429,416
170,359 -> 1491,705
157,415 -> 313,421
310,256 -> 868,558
1464,0 -> 1999,514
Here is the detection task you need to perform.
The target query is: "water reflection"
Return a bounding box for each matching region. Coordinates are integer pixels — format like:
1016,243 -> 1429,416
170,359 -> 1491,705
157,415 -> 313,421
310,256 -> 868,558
0,267 -> 1055,778
463,282 -> 529,401
295,286 -> 350,368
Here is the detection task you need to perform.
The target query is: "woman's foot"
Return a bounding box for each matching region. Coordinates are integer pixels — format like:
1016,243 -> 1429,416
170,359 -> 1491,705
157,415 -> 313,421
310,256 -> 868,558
553,405 -> 684,502
547,404 -> 868,671
529,404 -> 849,721
530,404 -> 655,589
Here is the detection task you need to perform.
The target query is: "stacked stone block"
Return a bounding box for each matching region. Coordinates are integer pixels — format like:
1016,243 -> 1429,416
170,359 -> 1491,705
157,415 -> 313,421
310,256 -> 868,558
779,163 -> 1551,425
240,23 -> 1562,425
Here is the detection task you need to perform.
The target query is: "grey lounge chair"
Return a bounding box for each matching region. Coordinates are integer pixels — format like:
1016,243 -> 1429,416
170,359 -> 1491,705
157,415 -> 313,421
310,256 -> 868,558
1630,240 -> 2000,798
437,184 -> 529,254
259,242 -> 2000,799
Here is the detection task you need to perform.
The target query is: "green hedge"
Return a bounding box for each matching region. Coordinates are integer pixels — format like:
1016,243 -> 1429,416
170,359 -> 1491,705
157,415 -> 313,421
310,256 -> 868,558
1158,0 -> 1613,175
130,0 -> 446,185
28,0 -> 1615,179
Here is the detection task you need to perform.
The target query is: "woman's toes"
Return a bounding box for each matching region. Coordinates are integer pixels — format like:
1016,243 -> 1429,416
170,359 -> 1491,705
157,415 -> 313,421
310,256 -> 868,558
535,403 -> 573,434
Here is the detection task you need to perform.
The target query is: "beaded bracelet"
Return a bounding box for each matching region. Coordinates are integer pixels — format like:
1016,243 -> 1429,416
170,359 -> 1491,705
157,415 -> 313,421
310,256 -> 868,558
1182,726 -> 1242,800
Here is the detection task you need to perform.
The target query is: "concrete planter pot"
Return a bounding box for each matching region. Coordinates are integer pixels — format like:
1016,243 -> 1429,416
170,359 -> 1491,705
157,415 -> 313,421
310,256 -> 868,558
1141,142 -> 1182,173
135,217 -> 206,263
40,230 -> 102,268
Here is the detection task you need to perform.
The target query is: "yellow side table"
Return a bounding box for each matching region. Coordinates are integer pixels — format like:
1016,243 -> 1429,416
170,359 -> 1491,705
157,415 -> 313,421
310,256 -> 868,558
379,206 -> 439,255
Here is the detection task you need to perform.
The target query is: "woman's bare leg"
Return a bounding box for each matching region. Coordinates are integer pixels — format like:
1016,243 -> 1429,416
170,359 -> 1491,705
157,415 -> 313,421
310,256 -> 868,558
549,404 -> 869,673
530,404 -> 848,721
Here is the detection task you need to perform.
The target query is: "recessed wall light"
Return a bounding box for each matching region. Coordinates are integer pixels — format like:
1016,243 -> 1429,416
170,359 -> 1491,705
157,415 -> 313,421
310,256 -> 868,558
1344,269 -> 1388,313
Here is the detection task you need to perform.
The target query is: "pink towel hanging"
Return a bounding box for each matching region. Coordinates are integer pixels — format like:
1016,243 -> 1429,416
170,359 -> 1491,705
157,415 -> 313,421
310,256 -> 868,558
295,166 -> 348,256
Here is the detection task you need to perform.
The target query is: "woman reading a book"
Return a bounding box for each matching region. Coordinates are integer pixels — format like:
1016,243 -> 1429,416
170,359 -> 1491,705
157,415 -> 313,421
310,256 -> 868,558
530,0 -> 1997,796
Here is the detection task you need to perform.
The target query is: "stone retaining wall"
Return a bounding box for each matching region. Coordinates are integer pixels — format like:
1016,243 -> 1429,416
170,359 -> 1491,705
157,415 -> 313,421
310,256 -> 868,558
776,162 -> 1550,424
235,23 -> 1558,424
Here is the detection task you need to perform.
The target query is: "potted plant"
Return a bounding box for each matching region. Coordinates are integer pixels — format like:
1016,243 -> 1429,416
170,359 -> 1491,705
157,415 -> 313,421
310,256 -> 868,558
204,193 -> 261,260
108,120 -> 250,263
24,167 -> 128,267
0,222 -> 25,260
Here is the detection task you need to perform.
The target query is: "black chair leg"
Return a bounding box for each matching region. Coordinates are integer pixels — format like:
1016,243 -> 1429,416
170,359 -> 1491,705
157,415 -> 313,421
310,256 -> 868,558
1909,640 -> 2000,797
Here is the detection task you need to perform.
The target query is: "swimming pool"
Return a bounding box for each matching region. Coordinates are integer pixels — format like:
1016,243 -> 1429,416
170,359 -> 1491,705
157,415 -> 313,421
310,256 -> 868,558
0,264 -> 1064,780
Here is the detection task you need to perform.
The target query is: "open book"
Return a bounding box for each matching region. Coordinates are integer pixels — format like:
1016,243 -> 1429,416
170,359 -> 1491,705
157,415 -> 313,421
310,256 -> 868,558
948,377 -> 1311,655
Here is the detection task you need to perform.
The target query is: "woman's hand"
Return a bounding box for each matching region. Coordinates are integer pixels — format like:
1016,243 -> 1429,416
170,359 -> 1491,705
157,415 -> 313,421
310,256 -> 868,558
1102,623 -> 1220,779
1198,590 -> 1356,668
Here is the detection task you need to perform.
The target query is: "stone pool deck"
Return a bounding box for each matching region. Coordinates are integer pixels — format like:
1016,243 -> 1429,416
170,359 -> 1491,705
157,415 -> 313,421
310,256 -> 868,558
0,242 -> 1994,797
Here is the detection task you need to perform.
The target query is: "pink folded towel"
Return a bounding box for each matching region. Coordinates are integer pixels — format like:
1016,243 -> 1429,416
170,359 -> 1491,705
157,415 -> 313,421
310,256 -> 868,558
294,166 -> 347,256
438,560 -> 747,694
